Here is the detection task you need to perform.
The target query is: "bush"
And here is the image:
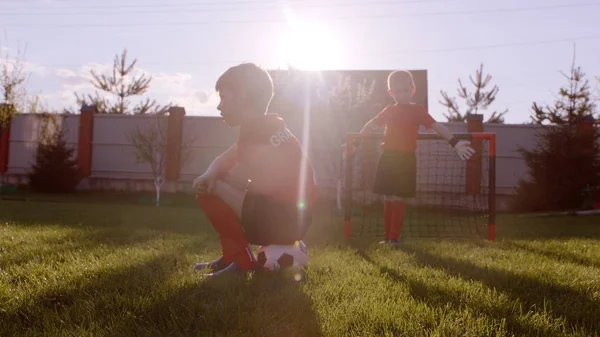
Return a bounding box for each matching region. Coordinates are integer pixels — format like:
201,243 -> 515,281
28,124 -> 81,193
511,124 -> 600,212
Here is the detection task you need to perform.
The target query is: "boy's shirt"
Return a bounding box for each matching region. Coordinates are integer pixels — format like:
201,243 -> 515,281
236,113 -> 318,206
373,103 -> 436,152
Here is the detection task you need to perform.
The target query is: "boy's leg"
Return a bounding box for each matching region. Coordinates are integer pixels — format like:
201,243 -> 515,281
386,151 -> 415,246
387,195 -> 406,245
382,196 -> 394,242
195,177 -> 257,274
372,150 -> 397,243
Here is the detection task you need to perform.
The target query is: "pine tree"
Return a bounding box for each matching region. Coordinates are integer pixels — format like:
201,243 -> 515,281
512,51 -> 600,212
439,63 -> 507,123
28,114 -> 81,193
74,49 -> 169,115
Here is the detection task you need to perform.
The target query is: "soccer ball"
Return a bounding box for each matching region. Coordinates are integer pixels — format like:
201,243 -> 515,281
256,240 -> 308,272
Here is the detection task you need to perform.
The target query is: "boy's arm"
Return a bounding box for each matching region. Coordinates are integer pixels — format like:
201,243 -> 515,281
430,122 -> 457,144
430,122 -> 476,161
204,143 -> 238,177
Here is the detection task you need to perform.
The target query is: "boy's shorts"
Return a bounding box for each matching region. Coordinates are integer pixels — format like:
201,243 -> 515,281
373,149 -> 417,198
241,192 -> 312,246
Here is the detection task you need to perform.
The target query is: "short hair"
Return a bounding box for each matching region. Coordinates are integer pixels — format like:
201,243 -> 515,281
387,70 -> 415,90
215,63 -> 274,113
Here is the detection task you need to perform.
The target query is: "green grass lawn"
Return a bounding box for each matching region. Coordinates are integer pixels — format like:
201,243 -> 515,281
1,192 -> 600,336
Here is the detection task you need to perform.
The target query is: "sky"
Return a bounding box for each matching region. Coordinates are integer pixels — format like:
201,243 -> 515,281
0,0 -> 599,124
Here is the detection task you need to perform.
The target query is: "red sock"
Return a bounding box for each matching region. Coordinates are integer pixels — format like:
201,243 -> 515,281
383,200 -> 393,239
388,200 -> 406,241
195,195 -> 257,270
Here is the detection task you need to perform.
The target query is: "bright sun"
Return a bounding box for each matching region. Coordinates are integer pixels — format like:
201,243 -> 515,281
277,13 -> 342,71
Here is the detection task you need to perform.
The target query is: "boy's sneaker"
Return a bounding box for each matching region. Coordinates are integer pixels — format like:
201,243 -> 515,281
378,239 -> 401,247
388,239 -> 401,248
205,262 -> 258,278
193,256 -> 228,271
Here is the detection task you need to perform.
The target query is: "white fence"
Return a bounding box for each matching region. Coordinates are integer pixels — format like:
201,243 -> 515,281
4,113 -> 544,198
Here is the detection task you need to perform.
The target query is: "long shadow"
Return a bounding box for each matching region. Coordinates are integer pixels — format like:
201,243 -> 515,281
111,271 -> 324,337
353,249 -> 567,337
2,237 -> 322,337
502,241 -> 600,270
1,199 -> 218,270
1,228 -> 212,270
397,245 -> 600,336
496,214 -> 600,240
1,252 -> 182,336
0,199 -> 210,236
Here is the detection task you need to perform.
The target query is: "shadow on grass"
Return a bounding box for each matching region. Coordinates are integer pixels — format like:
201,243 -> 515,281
2,248 -> 322,336
119,271 -> 323,337
496,214 -> 600,240
0,199 -> 211,235
391,245 -> 599,336
502,241 -> 600,270
0,227 -> 212,270
1,252 -> 182,336
353,249 -> 567,337
0,189 -> 199,208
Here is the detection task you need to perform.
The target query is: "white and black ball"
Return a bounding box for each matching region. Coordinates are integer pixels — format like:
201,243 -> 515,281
256,240 -> 308,273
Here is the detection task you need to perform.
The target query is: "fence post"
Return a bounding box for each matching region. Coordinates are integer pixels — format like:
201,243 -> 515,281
576,115 -> 595,156
0,103 -> 14,177
466,114 -> 484,195
77,105 -> 96,183
165,106 -> 185,184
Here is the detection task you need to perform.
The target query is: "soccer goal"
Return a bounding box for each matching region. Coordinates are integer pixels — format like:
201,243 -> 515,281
340,132 -> 496,241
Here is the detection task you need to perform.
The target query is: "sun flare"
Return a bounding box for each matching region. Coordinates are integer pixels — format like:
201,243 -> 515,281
276,14 -> 342,71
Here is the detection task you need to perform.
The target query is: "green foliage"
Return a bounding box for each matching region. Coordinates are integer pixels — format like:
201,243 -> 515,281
0,103 -> 15,130
512,57 -> 600,212
439,63 -> 507,123
512,124 -> 600,212
27,114 -> 80,193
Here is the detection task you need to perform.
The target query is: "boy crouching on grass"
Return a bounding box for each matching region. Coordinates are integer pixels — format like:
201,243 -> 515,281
192,63 -> 318,277
350,70 -> 475,246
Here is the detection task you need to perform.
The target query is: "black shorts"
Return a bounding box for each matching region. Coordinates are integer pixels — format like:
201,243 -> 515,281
241,193 -> 312,246
372,149 -> 417,198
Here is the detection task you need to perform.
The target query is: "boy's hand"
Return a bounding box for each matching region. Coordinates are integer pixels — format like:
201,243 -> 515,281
454,140 -> 476,161
192,172 -> 217,195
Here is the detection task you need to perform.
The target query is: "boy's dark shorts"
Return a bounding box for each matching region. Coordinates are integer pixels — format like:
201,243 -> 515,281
241,192 -> 312,246
373,149 -> 417,198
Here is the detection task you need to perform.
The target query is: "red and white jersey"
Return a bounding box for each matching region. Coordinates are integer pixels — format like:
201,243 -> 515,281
236,114 -> 318,206
373,103 -> 436,152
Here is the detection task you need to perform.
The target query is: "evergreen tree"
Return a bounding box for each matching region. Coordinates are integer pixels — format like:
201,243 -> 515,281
73,49 -> 169,115
512,54 -> 600,212
439,63 -> 507,123
28,114 -> 81,193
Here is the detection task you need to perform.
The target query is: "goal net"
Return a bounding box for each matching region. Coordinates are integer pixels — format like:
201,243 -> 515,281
340,132 -> 496,241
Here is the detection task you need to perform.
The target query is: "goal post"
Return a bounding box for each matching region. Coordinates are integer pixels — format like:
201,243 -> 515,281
342,132 -> 496,241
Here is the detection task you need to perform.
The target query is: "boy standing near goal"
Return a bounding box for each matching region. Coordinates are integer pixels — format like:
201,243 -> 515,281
192,63 -> 318,277
350,70 -> 475,246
